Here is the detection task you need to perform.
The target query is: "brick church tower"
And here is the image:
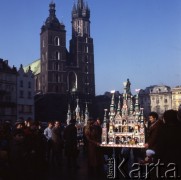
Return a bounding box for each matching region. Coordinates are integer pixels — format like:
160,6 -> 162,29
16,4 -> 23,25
35,0 -> 95,120
40,0 -> 95,99
68,0 -> 95,101
40,2 -> 67,94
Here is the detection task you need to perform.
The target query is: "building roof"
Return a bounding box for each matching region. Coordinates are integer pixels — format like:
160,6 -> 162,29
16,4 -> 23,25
23,59 -> 41,75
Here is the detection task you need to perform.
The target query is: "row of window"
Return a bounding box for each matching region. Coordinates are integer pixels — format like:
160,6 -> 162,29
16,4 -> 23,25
42,36 -> 65,47
0,74 -> 16,81
154,99 -> 168,104
19,80 -> 32,88
42,52 -> 65,61
48,62 -> 64,71
19,91 -> 32,99
0,107 -> 16,115
0,84 -> 15,91
18,105 -> 32,113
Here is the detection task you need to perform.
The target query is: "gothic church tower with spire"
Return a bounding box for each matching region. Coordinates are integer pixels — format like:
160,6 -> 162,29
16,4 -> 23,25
68,0 -> 95,99
32,0 -> 95,120
39,0 -> 95,103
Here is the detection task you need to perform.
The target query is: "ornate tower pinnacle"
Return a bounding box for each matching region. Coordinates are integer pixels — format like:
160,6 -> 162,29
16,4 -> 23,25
116,96 -> 121,115
75,98 -> 80,123
67,104 -> 71,125
84,102 -> 89,125
109,90 -> 116,122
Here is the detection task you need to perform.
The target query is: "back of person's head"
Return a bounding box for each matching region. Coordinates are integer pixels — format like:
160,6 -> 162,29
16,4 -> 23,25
163,109 -> 178,125
48,121 -> 53,126
149,112 -> 158,120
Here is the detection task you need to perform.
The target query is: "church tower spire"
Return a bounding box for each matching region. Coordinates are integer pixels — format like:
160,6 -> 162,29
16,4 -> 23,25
68,0 -> 95,104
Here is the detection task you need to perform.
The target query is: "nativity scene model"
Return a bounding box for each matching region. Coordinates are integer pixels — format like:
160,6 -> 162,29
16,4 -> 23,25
101,79 -> 145,148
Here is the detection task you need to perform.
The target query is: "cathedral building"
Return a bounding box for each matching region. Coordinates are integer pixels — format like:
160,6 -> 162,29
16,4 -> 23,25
24,0 -> 95,121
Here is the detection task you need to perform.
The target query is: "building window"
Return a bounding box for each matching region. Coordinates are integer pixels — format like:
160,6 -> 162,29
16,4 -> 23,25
164,99 -> 167,103
26,105 -> 32,113
56,74 -> 59,82
20,80 -> 23,87
54,37 -> 60,46
54,62 -> 58,70
42,54 -> 45,61
42,40 -> 45,47
20,90 -> 24,98
55,86 -> 59,92
55,51 -> 60,60
28,82 -> 31,88
28,91 -> 32,99
19,105 -> 24,113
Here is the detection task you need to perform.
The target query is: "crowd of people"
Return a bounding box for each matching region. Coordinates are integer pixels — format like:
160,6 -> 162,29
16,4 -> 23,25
0,108 -> 181,179
0,117 -> 103,180
0,120 -> 48,180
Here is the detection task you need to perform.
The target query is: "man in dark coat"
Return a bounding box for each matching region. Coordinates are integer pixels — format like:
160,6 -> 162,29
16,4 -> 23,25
52,121 -> 63,165
63,119 -> 78,168
144,111 -> 163,152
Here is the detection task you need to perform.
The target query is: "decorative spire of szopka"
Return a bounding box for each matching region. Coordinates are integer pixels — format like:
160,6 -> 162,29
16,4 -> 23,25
135,89 -> 140,122
109,90 -> 116,122
75,98 -> 80,123
81,110 -> 84,123
140,108 -> 144,122
122,79 -> 133,116
84,102 -> 89,126
108,91 -> 116,144
102,109 -> 108,144
41,1 -> 65,32
129,95 -> 134,114
116,96 -> 121,115
103,109 -> 108,126
66,104 -> 71,125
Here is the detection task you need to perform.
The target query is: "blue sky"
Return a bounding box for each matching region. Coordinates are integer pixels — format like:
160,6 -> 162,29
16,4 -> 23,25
0,0 -> 181,95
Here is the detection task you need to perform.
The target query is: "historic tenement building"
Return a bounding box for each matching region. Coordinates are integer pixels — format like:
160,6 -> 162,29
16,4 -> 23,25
171,86 -> 181,111
24,0 -> 95,121
17,65 -> 35,121
0,59 -> 17,123
139,85 -> 172,117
